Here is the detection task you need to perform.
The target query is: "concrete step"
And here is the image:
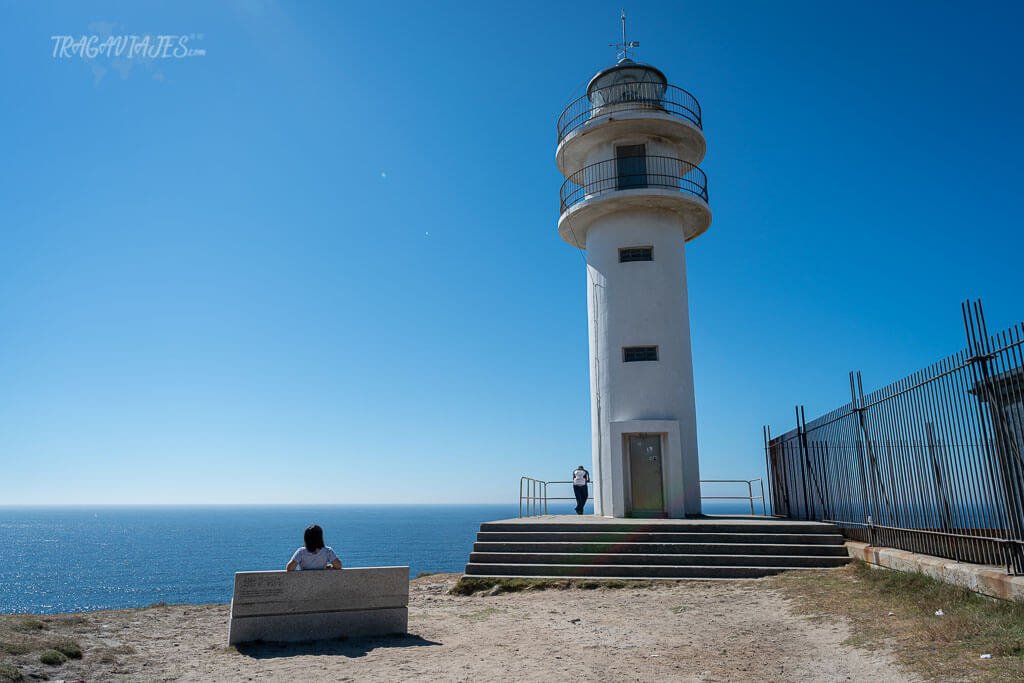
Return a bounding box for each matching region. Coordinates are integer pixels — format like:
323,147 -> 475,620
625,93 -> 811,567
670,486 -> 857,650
479,521 -> 838,535
476,531 -> 845,545
472,541 -> 850,556
469,552 -> 851,568
463,563 -> 813,579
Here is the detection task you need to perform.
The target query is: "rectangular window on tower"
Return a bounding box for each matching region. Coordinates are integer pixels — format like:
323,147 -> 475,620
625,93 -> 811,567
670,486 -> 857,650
619,247 -> 653,262
623,346 -> 659,362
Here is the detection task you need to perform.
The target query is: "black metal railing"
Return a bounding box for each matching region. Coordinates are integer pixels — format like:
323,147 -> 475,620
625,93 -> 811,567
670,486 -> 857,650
765,301 -> 1024,573
557,83 -> 702,143
559,155 -> 708,215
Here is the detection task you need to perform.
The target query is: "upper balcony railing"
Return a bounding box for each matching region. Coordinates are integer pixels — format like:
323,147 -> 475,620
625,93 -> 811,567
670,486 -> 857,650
559,154 -> 708,215
557,83 -> 702,144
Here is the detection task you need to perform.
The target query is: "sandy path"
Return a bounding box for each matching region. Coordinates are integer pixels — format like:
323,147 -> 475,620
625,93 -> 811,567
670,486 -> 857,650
17,573 -> 916,682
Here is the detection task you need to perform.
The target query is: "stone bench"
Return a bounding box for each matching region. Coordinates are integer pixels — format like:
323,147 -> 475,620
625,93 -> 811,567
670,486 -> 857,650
228,566 -> 409,645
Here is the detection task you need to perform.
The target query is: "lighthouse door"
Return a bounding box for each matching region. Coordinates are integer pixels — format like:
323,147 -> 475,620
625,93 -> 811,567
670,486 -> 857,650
616,144 -> 648,189
627,433 -> 665,516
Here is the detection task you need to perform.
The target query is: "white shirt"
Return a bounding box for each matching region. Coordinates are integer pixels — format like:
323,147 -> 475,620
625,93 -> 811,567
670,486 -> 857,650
573,469 -> 590,486
289,546 -> 339,570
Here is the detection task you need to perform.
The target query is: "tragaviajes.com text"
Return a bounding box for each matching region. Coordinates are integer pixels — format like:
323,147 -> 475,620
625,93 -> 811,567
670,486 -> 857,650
51,34 -> 205,59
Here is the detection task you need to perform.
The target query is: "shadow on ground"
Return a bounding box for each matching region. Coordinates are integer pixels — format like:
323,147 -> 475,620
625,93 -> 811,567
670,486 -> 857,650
235,633 -> 442,659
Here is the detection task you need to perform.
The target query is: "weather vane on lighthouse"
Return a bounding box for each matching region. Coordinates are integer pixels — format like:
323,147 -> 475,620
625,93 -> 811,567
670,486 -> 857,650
610,9 -> 640,61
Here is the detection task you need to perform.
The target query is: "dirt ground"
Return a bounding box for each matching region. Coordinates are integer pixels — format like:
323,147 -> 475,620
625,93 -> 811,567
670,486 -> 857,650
1,571 -> 924,682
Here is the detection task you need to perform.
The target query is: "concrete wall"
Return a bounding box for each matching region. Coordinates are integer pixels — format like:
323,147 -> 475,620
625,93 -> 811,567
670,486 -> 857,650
846,542 -> 1024,602
586,209 -> 701,517
228,567 -> 409,645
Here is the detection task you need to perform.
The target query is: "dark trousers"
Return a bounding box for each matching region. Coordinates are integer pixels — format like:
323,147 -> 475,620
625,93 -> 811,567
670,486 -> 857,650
573,484 -> 588,514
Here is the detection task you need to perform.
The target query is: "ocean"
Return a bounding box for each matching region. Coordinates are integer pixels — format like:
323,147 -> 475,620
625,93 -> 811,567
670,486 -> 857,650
0,501 -> 750,614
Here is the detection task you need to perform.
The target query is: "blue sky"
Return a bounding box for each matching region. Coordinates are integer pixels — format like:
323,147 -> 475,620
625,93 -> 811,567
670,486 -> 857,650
1,1 -> 1022,505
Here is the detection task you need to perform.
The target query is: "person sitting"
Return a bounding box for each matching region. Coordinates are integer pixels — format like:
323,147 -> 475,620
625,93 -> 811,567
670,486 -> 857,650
286,524 -> 342,571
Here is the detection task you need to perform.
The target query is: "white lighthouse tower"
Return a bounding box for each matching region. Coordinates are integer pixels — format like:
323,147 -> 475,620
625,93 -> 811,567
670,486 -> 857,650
556,25 -> 710,518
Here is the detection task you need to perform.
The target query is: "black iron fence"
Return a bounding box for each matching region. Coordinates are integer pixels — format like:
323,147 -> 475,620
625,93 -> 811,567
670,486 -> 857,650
559,154 -> 708,214
557,83 -> 702,143
766,302 -> 1024,573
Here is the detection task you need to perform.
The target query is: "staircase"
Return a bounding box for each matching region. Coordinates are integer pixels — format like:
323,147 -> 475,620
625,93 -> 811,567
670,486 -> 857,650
464,518 -> 850,579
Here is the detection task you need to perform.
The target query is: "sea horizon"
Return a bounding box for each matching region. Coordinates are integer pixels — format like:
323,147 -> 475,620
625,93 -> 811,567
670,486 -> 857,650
0,502 -> 753,614
0,503 -> 524,509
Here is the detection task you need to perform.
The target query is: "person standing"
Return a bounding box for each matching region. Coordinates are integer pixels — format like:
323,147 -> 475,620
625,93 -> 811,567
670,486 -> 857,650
572,465 -> 590,515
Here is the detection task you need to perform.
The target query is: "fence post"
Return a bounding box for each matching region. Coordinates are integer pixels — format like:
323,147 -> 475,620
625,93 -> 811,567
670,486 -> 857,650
763,425 -> 774,516
925,423 -> 955,528
795,407 -> 810,519
850,371 -> 878,546
963,301 -> 1024,572
800,405 -> 831,521
769,423 -> 793,518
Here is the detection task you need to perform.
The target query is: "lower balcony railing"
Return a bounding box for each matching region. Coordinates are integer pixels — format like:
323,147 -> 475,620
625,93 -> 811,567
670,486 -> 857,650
559,155 -> 708,214
519,476 -> 766,517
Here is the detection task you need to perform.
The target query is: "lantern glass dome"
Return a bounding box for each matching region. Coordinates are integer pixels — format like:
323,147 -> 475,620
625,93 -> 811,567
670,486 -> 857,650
586,59 -> 667,108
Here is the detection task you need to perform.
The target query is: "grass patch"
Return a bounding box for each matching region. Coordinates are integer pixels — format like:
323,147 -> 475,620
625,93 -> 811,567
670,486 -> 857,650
0,641 -> 31,656
38,649 -> 67,665
770,560 -> 1024,681
414,572 -> 441,579
576,579 -> 630,589
450,576 -> 670,596
7,617 -> 43,633
450,577 -> 556,595
0,663 -> 23,682
0,615 -> 84,668
458,607 -> 503,622
47,637 -> 82,659
95,644 -> 135,664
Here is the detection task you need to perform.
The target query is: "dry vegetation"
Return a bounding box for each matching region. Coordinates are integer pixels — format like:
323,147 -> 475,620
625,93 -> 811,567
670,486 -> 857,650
452,563 -> 1024,681
450,575 -> 673,595
770,560 -> 1024,681
0,613 -> 90,681
1,564 -> 1022,681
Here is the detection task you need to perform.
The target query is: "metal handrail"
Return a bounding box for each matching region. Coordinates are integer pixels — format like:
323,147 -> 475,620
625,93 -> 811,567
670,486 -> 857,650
701,478 -> 767,516
559,154 -> 708,214
519,476 -> 547,517
557,82 -> 702,143
520,476 -> 768,517
520,478 -> 594,517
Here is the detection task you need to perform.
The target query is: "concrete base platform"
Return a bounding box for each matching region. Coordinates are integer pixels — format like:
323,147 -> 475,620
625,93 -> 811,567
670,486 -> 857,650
465,516 -> 850,580
483,515 -> 837,533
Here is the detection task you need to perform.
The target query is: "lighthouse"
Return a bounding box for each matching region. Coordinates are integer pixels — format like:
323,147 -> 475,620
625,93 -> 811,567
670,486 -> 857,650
556,27 -> 710,518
